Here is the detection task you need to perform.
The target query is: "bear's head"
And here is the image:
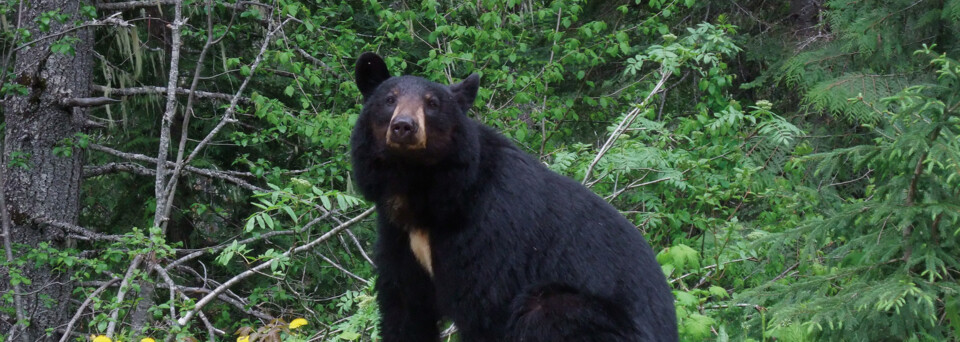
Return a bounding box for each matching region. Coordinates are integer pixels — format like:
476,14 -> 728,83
353,52 -> 479,165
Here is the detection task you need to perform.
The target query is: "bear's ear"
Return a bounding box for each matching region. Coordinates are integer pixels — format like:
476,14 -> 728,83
450,73 -> 479,114
356,52 -> 391,99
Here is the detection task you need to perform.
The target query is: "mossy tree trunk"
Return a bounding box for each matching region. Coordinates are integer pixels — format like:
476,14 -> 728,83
1,0 -> 93,339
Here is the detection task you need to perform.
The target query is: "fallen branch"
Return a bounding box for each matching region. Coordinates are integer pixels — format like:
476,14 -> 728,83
177,207 -> 375,325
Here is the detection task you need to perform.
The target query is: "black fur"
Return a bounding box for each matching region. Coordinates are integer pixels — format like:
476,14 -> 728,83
351,52 -> 678,342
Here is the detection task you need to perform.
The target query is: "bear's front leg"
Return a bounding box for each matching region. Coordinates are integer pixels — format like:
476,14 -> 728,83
374,221 -> 440,342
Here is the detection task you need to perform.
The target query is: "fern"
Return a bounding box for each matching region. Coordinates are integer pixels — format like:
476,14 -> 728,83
945,0 -> 960,22
740,49 -> 960,341
548,149 -> 578,173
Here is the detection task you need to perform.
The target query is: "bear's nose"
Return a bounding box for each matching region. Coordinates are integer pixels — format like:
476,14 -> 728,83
390,116 -> 417,140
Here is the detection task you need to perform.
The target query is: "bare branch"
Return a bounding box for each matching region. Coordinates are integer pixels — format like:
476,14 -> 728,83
82,119 -> 109,129
59,96 -> 120,108
344,229 -> 375,267
95,0 -> 269,11
159,0 -> 236,238
826,169 -> 872,187
705,303 -> 766,312
13,13 -> 132,53
196,306 -> 223,342
165,211 -> 332,272
177,207 -> 375,325
179,18 -> 284,171
58,279 -> 121,342
156,0 -> 190,227
177,286 -> 275,321
605,176 -> 672,201
106,254 -> 145,337
33,216 -> 124,242
293,46 -> 337,74
156,16 -> 285,230
92,85 -> 251,103
95,0 -> 179,10
76,278 -> 275,323
670,257 -> 759,284
314,251 -> 371,285
582,70 -> 671,185
88,144 -> 266,192
151,265 -> 179,326
84,162 -> 155,178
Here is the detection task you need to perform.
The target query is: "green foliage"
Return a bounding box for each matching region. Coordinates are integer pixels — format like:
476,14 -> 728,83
331,287 -> 381,341
742,47 -> 960,341
7,150 -> 29,169
2,0 -> 958,340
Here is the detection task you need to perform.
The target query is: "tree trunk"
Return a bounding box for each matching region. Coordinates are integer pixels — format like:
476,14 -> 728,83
1,0 -> 92,339
790,0 -> 821,35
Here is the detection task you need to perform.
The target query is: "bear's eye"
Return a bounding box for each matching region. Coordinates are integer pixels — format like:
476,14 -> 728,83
385,96 -> 396,105
426,97 -> 440,109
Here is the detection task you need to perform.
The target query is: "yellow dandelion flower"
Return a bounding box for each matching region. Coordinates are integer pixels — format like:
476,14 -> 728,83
141,338 -> 156,342
92,336 -> 112,342
237,336 -> 250,342
289,318 -> 308,329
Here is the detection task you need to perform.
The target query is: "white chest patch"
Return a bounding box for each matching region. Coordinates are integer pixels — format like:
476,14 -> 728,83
408,230 -> 433,276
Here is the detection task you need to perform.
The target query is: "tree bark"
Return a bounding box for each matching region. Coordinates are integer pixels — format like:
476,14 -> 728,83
1,0 -> 93,339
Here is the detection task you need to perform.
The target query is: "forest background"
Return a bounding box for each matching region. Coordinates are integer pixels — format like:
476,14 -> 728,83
1,0 -> 958,341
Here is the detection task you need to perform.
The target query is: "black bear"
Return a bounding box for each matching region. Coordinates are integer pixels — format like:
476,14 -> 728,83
350,52 -> 677,342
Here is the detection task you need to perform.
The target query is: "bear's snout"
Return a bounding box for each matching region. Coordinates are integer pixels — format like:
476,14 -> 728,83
385,98 -> 427,150
389,116 -> 417,142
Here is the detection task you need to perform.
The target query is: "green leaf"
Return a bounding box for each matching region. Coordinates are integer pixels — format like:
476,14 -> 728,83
263,213 -> 275,229
320,195 -> 332,210
708,286 -> 729,298
255,214 -> 265,229
283,206 -> 297,223
245,217 -> 256,233
338,331 -> 361,341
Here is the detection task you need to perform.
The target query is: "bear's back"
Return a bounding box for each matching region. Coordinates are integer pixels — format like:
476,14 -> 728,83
428,122 -> 676,340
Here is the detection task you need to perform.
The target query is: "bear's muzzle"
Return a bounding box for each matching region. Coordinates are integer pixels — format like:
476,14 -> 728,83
386,98 -> 427,149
